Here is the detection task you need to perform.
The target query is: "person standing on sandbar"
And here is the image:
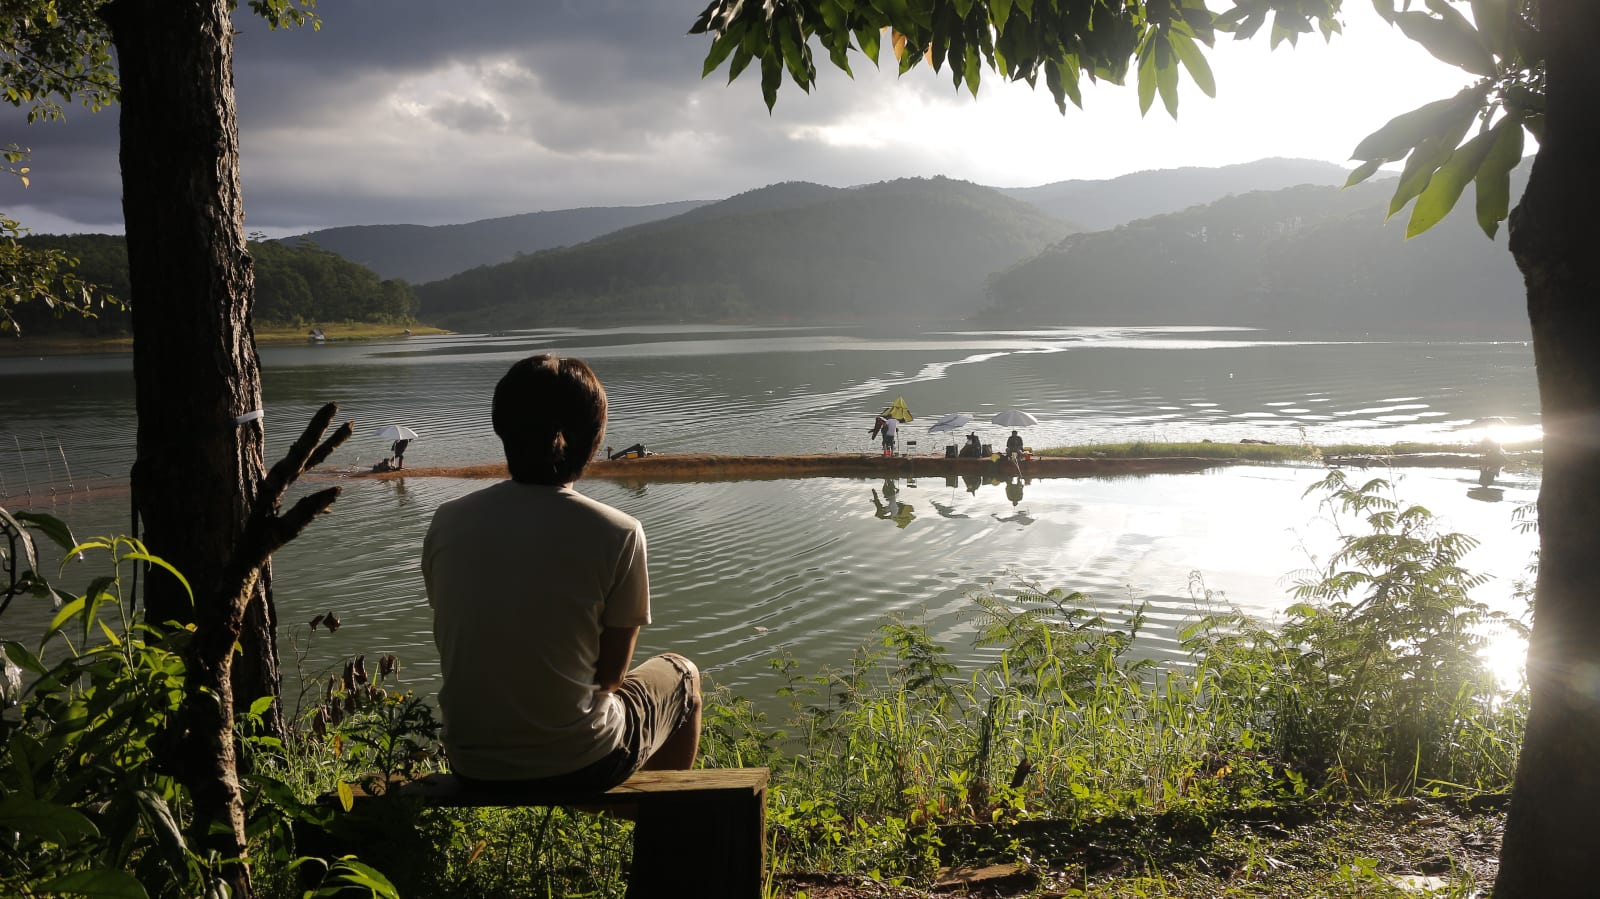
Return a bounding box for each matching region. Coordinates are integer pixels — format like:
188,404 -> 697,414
424,355 -> 701,790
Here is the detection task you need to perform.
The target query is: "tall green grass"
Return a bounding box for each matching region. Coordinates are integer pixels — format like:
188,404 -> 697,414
699,472 -> 1530,882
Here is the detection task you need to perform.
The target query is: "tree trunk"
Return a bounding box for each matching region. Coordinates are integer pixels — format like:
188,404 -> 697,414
100,0 -> 282,733
1494,0 -> 1600,894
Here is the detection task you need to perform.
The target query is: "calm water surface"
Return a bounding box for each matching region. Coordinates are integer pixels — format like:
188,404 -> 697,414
0,326 -> 1541,702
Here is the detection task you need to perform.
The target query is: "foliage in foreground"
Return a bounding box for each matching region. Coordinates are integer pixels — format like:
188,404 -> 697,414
0,471 -> 1529,896
700,472 -> 1528,884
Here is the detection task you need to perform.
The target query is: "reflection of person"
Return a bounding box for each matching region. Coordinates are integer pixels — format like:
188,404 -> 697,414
881,416 -> 899,455
1005,479 -> 1024,506
424,355 -> 701,790
391,438 -> 411,470
870,481 -> 916,528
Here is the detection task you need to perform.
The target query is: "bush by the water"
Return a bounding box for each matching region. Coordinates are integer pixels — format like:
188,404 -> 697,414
0,471 -> 1529,896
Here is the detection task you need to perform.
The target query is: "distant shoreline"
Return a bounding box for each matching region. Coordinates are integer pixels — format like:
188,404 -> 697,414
0,323 -> 450,357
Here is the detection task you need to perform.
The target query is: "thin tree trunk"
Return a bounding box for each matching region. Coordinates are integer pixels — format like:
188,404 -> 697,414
1494,0 -> 1600,894
100,0 -> 283,733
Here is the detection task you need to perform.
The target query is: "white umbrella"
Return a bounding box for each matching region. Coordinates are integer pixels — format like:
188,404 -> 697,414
990,410 -> 1039,428
928,413 -> 973,434
375,424 -> 419,441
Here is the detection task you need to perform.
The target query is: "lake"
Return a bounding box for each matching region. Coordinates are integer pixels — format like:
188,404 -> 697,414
0,325 -> 1542,705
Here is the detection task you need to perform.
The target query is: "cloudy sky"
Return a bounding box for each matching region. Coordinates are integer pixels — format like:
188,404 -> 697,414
2,1 -> 1476,236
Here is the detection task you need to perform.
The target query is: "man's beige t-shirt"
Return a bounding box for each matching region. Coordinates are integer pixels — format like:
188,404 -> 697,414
424,481 -> 651,780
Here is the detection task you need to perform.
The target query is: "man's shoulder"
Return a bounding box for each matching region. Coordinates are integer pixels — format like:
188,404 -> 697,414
437,481 -> 639,531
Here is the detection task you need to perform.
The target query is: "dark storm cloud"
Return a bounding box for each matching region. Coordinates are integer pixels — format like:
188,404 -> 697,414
0,0 -> 980,233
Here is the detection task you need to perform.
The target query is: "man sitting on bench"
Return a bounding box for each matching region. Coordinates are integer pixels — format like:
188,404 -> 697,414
424,355 -> 701,792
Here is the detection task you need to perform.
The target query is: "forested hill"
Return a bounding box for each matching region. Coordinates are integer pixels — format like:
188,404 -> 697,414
1000,158 -> 1352,231
982,169 -> 1531,334
15,235 -> 417,336
416,177 -> 1074,329
285,200 -> 709,284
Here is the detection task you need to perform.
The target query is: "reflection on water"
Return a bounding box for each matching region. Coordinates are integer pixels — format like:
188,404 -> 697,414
0,325 -> 1541,706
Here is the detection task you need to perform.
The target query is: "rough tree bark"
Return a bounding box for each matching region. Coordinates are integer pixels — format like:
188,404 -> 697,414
1494,0 -> 1600,895
171,405 -> 347,897
98,0 -> 283,731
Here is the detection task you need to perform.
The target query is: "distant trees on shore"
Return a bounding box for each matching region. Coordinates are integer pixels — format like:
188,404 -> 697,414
13,234 -> 417,336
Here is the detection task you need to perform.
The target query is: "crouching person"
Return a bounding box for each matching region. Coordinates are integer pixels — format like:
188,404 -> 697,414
424,354 -> 701,790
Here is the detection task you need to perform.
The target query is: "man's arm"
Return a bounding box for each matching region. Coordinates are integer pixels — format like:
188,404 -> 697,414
596,625 -> 639,692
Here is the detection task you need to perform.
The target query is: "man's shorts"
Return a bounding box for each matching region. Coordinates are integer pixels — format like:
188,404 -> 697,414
460,653 -> 698,795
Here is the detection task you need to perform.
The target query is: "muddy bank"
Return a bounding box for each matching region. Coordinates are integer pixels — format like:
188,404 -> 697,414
360,453 -> 1230,484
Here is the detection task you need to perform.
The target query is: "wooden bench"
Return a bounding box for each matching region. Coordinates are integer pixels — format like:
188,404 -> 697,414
333,767 -> 769,899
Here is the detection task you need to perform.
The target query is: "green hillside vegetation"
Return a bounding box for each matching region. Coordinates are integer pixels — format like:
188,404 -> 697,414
984,170 -> 1530,335
286,200 -> 710,284
14,235 -> 418,336
417,177 -> 1074,329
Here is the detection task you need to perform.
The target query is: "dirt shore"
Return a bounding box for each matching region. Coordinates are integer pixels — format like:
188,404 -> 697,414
359,453 -> 1232,484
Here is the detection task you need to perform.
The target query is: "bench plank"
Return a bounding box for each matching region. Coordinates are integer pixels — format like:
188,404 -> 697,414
340,767 -> 769,899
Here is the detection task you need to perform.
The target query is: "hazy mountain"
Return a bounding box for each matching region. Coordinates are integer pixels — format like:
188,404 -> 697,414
999,158 -> 1354,232
283,200 -> 709,284
417,177 -> 1074,329
983,168 -> 1532,335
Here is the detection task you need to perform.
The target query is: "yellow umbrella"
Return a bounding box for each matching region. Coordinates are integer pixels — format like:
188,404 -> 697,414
880,396 -> 914,423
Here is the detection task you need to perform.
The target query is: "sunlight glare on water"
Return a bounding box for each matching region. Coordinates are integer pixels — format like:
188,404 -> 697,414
0,325 -> 1540,703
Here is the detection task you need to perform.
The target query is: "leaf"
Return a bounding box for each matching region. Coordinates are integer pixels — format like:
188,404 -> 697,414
1170,32 -> 1216,98
991,0 -> 1012,31
1407,128 -> 1495,237
0,796 -> 101,844
4,640 -> 48,676
1394,10 -> 1496,76
1467,0 -> 1511,56
1135,39 -> 1157,117
1351,88 -> 1483,162
1155,42 -> 1180,117
1344,158 -> 1384,188
0,507 -> 39,574
135,789 -> 189,881
122,552 -> 192,604
1473,117 -> 1525,238
46,596 -> 87,642
337,781 -> 354,813
701,27 -> 742,78
35,869 -> 149,899
1387,109 -> 1474,221
14,510 -> 76,552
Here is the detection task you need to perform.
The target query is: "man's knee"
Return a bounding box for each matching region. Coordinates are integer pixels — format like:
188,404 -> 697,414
661,652 -> 701,701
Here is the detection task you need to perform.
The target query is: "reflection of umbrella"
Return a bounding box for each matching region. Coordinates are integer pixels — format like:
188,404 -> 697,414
376,425 -> 419,441
928,413 -> 973,433
990,410 -> 1039,428
880,397 -> 914,423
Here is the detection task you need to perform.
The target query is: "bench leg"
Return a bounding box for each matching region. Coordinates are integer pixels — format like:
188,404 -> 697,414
627,785 -> 766,899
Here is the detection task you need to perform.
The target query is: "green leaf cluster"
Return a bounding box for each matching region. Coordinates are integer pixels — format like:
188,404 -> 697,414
0,217 -> 119,336
692,0 -> 1543,240
691,0 -> 1239,118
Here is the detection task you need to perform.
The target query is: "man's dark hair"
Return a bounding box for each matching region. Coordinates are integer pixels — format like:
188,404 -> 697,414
493,355 -> 608,485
